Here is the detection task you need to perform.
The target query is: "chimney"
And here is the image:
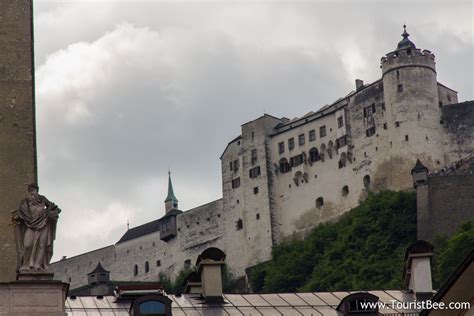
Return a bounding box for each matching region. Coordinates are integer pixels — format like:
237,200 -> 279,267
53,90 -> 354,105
183,271 -> 202,294
196,247 -> 226,301
404,240 -> 434,295
355,79 -> 364,91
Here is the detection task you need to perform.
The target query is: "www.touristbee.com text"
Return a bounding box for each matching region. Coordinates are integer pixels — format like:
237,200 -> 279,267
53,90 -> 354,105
361,300 -> 471,311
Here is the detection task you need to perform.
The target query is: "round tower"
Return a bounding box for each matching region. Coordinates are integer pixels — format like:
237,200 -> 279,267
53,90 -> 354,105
381,26 -> 444,189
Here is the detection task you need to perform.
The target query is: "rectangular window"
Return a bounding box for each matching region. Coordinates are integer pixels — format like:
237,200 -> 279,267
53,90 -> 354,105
337,116 -> 344,128
231,177 -> 240,189
229,161 -> 233,171
251,149 -> 257,164
290,154 -> 304,167
366,126 -> 376,137
336,136 -> 347,149
233,159 -> 239,171
288,138 -> 295,151
398,84 -> 403,92
253,187 -> 259,194
319,126 -> 327,138
309,129 -> 316,142
249,166 -> 261,178
364,104 -> 376,118
298,134 -> 305,146
395,121 -> 400,127
278,141 -> 285,154
156,260 -> 161,267
383,122 -> 387,130
405,134 -> 409,141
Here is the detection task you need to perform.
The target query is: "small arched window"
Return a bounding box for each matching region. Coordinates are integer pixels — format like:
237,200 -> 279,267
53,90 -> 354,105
131,294 -> 173,316
279,158 -> 291,173
316,197 -> 324,209
309,147 -> 320,162
342,185 -> 349,196
145,261 -> 150,273
363,175 -> 371,188
133,264 -> 138,276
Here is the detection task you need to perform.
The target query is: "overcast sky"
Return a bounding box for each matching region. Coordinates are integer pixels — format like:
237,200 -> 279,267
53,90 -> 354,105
33,0 -> 473,262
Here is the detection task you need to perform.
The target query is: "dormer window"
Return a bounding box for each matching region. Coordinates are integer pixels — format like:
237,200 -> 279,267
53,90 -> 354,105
337,293 -> 379,315
130,294 -> 173,316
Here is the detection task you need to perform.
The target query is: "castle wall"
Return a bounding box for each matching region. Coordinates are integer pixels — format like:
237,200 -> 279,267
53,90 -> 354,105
441,101 -> 474,161
417,172 -> 474,242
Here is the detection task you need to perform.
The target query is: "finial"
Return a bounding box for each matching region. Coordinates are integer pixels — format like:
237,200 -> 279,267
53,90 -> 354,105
402,24 -> 409,39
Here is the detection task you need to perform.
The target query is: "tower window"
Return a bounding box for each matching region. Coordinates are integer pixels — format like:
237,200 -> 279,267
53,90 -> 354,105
233,159 -> 239,171
363,175 -> 371,188
298,134 -> 305,146
133,264 -> 138,276
342,185 -> 349,196
309,148 -> 320,162
316,197 -> 324,209
184,259 -> 191,270
278,142 -> 285,154
156,260 -> 161,267
253,186 -> 259,194
405,135 -> 409,141
398,84 -> 403,92
145,261 -> 150,273
256,213 -> 260,220
251,149 -> 257,164
231,177 -> 240,189
383,122 -> 387,130
288,138 -> 295,150
309,129 -> 316,141
249,166 -> 261,178
279,158 -> 291,173
236,219 -> 243,230
395,121 -> 400,127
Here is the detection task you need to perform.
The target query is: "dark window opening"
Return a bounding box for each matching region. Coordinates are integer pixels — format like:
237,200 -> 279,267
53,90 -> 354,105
398,84 -> 403,92
405,135 -> 409,141
336,136 -> 347,149
232,159 -> 239,171
337,116 -> 344,128
447,94 -> 451,102
319,126 -> 327,138
236,219 -> 243,230
253,186 -> 259,194
279,158 -> 291,173
184,259 -> 191,270
290,154 -> 304,167
366,127 -> 376,137
298,134 -> 305,146
395,121 -> 400,127
383,122 -> 387,130
133,264 -> 138,276
231,177 -> 240,189
251,149 -> 257,164
156,260 -> 161,267
309,148 -> 320,162
342,185 -> 349,196
145,261 -> 150,273
316,197 -> 324,209
363,175 -> 371,188
439,101 -> 443,107
278,142 -> 285,154
249,166 -> 261,178
288,138 -> 295,150
363,104 -> 376,118
256,213 -> 260,220
309,129 -> 316,142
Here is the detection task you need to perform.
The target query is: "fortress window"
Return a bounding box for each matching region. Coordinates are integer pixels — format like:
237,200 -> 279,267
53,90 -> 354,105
184,259 -> 191,270
145,261 -> 150,273
251,132 -> 255,141
309,148 -> 320,162
439,101 -> 443,107
309,129 -> 316,141
337,116 -> 344,128
320,126 -> 327,138
253,186 -> 259,194
383,122 -> 387,130
288,138 -> 295,150
395,121 -> 400,127
230,161 -> 233,171
366,127 -> 376,137
398,84 -> 403,92
251,149 -> 258,164
316,197 -> 324,209
279,158 -> 291,173
364,104 -> 376,118
336,136 -> 347,149
298,134 -> 305,146
133,264 -> 138,276
290,154 -> 304,167
231,177 -> 240,189
363,175 -> 371,188
405,135 -> 409,141
278,141 -> 285,154
236,219 -> 243,230
256,213 -> 260,220
396,70 -> 400,78
156,260 -> 161,267
407,49 -> 412,55
249,166 -> 261,178
342,185 -> 349,196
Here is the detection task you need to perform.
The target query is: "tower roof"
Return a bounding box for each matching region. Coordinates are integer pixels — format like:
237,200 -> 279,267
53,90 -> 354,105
164,171 -> 178,203
411,159 -> 428,174
397,25 -> 416,50
88,262 -> 109,275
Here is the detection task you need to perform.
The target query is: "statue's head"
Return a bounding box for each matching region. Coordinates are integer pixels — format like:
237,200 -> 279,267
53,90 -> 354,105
27,183 -> 39,195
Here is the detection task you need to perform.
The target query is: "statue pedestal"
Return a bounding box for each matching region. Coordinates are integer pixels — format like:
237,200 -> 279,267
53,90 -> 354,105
0,274 -> 68,316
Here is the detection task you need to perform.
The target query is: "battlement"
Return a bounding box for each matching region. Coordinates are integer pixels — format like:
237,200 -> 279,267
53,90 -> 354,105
381,48 -> 436,75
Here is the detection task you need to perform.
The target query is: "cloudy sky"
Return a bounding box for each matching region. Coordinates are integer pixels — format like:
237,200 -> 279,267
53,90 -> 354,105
33,0 -> 473,261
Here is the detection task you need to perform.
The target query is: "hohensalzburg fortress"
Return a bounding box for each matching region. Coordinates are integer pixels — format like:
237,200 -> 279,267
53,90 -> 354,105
51,27 -> 474,289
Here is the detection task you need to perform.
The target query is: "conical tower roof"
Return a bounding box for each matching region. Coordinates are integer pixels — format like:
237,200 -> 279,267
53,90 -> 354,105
397,24 -> 416,50
164,171 -> 178,203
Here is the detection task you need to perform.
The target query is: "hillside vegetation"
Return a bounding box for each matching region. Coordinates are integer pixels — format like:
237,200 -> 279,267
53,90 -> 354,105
249,191 -> 474,293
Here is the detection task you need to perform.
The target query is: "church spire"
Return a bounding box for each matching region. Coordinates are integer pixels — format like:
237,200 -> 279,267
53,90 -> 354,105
164,171 -> 178,213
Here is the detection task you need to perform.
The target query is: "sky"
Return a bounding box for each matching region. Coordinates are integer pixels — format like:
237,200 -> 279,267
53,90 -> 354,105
33,0 -> 473,261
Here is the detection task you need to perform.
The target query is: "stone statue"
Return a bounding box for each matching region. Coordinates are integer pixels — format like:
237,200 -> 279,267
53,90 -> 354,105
11,183 -> 61,273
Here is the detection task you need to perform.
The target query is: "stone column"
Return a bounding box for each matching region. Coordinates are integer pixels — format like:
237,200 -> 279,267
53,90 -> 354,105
0,0 -> 37,282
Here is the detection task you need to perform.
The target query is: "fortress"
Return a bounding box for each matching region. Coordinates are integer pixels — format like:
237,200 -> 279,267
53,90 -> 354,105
50,27 -> 474,290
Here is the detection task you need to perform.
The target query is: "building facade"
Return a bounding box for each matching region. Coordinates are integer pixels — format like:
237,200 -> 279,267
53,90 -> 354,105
50,27 -> 474,290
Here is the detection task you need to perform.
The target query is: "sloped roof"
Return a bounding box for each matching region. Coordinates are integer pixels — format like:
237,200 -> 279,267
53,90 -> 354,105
116,219 -> 160,244
88,262 -> 109,275
65,290 -> 421,315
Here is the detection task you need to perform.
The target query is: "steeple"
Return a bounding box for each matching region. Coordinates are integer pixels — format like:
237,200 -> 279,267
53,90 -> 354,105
397,24 -> 416,50
164,171 -> 178,213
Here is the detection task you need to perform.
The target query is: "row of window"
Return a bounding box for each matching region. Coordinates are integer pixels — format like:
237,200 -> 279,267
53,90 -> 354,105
133,260 -> 162,276
229,149 -> 258,172
279,144 -> 348,173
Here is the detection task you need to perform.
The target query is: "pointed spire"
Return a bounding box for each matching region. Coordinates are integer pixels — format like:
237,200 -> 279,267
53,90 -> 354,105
165,171 -> 178,203
402,24 -> 409,38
